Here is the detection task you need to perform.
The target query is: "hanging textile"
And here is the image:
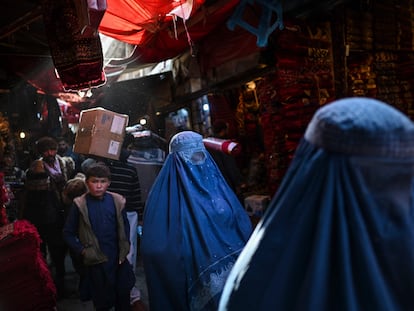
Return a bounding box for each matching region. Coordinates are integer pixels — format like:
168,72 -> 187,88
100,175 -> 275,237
40,0 -> 106,91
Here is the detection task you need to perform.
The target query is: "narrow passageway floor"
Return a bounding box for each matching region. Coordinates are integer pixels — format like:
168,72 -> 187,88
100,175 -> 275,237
56,254 -> 149,310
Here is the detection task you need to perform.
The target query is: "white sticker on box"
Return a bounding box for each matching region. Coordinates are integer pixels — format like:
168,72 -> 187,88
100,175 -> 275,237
110,115 -> 126,134
108,140 -> 120,155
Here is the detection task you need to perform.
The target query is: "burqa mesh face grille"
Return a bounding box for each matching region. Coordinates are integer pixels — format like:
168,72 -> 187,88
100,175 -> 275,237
170,131 -> 207,165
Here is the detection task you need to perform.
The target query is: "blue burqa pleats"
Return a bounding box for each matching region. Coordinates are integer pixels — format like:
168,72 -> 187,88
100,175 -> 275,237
141,131 -> 252,311
219,97 -> 414,311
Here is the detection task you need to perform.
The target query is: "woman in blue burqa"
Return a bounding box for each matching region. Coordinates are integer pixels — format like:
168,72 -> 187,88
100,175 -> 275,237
141,130 -> 252,311
219,97 -> 414,311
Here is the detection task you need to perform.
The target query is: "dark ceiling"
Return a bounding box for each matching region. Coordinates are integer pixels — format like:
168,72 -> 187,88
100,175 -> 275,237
0,0 -> 48,90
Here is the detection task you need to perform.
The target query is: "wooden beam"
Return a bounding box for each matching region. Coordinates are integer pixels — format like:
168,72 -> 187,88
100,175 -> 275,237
0,6 -> 43,39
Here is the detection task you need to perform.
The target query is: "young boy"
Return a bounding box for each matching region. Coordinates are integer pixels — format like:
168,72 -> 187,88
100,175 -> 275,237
63,163 -> 135,311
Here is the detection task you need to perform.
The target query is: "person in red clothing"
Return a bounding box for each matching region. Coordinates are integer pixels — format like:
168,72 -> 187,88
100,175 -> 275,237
0,171 -> 57,310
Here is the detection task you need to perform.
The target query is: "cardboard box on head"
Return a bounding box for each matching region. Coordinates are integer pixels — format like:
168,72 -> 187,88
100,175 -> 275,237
74,107 -> 129,160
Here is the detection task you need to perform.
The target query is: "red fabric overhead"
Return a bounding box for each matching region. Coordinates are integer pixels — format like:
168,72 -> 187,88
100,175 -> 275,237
99,0 -> 204,44
99,0 -> 240,63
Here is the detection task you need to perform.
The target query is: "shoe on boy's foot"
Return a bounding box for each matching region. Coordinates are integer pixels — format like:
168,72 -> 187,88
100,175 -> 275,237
131,299 -> 148,311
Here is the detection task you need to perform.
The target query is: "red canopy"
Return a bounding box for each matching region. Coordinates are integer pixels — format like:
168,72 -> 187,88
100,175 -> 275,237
99,0 -> 240,63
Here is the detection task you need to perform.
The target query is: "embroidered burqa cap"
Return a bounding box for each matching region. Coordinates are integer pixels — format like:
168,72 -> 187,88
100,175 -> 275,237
170,130 -> 205,151
219,97 -> 414,311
